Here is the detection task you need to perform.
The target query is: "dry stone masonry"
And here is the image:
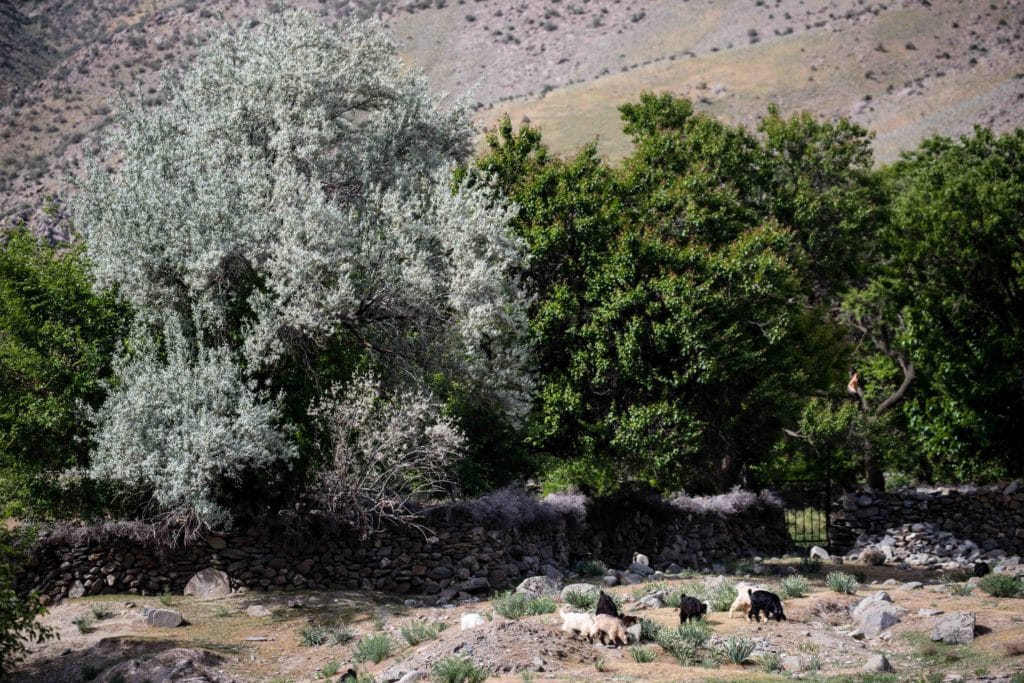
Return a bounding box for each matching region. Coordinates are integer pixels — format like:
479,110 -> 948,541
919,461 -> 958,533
15,489 -> 789,605
831,481 -> 1024,570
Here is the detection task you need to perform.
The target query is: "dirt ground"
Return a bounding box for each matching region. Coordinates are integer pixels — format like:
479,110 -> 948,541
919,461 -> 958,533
14,560 -> 1024,683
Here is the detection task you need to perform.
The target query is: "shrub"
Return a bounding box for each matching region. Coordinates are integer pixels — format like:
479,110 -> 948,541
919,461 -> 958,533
431,655 -> 488,683
782,575 -> 810,598
657,634 -> 699,666
401,621 -> 446,646
638,618 -> 663,643
674,620 -> 712,647
720,635 -> 756,664
318,660 -> 341,678
629,646 -> 656,663
942,578 -> 973,597
760,651 -> 782,672
708,581 -> 738,611
571,560 -> 606,577
299,624 -> 330,647
492,592 -> 557,619
331,624 -> 355,644
979,574 -> 1024,598
826,572 -> 859,594
563,590 -> 597,611
90,605 -> 112,620
352,633 -> 393,663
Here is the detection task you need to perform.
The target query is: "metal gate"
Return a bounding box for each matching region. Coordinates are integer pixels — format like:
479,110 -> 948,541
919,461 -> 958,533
769,479 -> 831,552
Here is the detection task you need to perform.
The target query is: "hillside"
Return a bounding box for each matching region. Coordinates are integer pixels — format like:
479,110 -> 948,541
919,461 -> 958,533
1,0 -> 1023,235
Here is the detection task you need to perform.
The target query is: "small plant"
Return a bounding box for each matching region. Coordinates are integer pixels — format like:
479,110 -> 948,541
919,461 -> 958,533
563,589 -> 597,611
431,655 -> 488,683
657,634 -> 699,666
638,618 -> 663,642
213,605 -> 231,618
674,620 -> 712,647
720,635 -> 756,665
158,591 -> 174,606
571,559 -> 606,577
593,656 -> 607,672
707,581 -> 738,612
318,660 -> 341,678
630,646 -> 656,663
72,615 -> 95,634
90,605 -> 112,620
782,575 -> 810,598
299,624 -> 330,647
372,613 -> 388,630
331,623 -> 355,644
979,574 -> 1024,598
942,578 -> 974,596
353,633 -> 393,664
402,620 -> 446,646
664,589 -> 683,608
632,581 -> 667,600
826,571 -> 859,595
760,651 -> 782,672
492,591 -> 557,619
730,558 -> 756,575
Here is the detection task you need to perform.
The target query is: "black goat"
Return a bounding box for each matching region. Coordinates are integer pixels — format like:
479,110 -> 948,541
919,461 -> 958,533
678,595 -> 708,623
748,589 -> 786,622
596,590 -> 619,617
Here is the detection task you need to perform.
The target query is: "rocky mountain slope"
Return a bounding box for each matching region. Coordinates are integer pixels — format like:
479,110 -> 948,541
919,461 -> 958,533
1,0 -> 1022,235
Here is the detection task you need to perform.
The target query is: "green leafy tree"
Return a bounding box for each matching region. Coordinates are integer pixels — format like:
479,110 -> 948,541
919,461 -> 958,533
73,11 -> 531,529
847,128 -> 1024,482
0,228 -> 129,518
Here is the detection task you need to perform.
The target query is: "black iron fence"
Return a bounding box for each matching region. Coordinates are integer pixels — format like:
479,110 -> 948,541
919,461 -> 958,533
768,479 -> 831,551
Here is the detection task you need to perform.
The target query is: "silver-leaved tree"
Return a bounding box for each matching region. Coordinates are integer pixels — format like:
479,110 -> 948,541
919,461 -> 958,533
74,11 -> 531,530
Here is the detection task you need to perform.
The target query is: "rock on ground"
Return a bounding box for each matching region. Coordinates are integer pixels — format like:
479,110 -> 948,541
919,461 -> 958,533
143,607 -> 183,628
863,653 -> 894,672
560,583 -> 599,602
930,611 -> 976,644
184,568 -> 231,600
516,576 -> 560,597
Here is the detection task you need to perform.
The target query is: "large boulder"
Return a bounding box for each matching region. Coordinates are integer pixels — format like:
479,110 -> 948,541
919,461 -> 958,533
144,607 -> 184,628
183,568 -> 231,600
930,611 -> 976,644
859,547 -> 886,566
851,596 -> 906,639
516,575 -> 560,597
560,583 -> 599,602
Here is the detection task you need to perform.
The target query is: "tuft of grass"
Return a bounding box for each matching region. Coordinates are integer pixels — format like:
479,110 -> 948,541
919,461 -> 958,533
72,615 -> 94,634
760,651 -> 782,672
657,633 -> 699,666
213,605 -> 231,618
978,574 -> 1024,598
431,655 -> 488,683
299,624 -> 330,647
563,589 -> 597,611
352,632 -> 393,664
638,618 -> 663,643
942,578 -> 974,596
594,656 -> 607,672
402,620 -> 446,646
492,591 -> 557,619
674,620 -> 712,647
158,591 -> 174,606
632,581 -> 667,600
629,646 -> 656,663
318,660 -> 341,678
707,581 -> 738,612
90,605 -> 112,620
826,571 -> 859,594
571,559 -> 606,577
331,623 -> 355,644
782,575 -> 810,598
720,635 -> 756,665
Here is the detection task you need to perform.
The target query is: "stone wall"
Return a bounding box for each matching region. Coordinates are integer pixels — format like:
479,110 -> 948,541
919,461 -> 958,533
15,489 -> 789,604
830,480 -> 1024,554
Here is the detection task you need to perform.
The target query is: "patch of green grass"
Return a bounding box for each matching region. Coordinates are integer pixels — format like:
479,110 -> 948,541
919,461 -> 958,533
431,655 -> 488,683
401,620 -> 447,646
759,651 -> 781,673
563,589 -> 598,611
707,581 -> 738,612
630,645 -> 656,663
594,656 -> 607,672
942,578 -> 973,596
331,623 -> 355,644
492,591 -> 557,619
571,559 -> 606,577
826,571 -> 859,594
90,605 -> 112,620
781,575 -> 810,598
299,624 -> 330,647
632,581 -> 667,600
674,620 -> 712,647
656,633 -> 699,666
318,660 -> 341,678
978,574 -> 1024,598
158,591 -> 174,606
720,635 -> 756,665
352,632 -> 393,664
638,618 -> 663,643
72,615 -> 94,634
213,605 -> 231,618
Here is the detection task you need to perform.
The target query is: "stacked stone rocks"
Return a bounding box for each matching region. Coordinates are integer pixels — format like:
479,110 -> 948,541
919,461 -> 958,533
15,490 -> 789,605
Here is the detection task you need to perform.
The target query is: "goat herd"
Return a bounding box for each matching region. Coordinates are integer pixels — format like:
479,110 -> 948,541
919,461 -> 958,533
560,582 -> 787,647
